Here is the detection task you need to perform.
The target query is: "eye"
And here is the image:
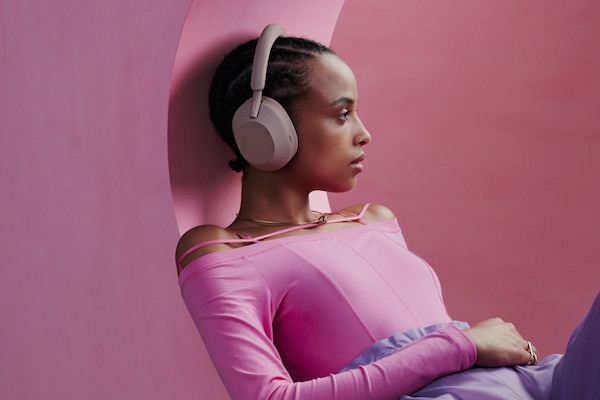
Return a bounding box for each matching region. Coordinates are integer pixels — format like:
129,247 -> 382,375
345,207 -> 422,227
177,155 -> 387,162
339,108 -> 351,121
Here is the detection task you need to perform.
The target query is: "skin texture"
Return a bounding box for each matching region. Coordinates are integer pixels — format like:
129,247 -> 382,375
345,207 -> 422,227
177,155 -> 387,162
177,52 -> 537,372
464,318 -> 537,367
283,54 -> 371,194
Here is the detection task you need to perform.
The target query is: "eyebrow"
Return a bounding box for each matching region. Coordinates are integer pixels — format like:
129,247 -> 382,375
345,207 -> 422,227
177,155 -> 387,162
330,96 -> 356,106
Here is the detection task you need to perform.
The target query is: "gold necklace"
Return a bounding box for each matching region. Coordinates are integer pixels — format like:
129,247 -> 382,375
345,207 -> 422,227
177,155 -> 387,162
236,211 -> 329,226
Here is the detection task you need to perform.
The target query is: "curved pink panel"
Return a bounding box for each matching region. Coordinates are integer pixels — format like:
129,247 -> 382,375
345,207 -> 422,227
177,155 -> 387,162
168,1 -> 345,398
169,1 -> 343,234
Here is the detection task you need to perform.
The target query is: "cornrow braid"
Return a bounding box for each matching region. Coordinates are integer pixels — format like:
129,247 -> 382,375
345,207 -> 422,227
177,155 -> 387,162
208,36 -> 335,172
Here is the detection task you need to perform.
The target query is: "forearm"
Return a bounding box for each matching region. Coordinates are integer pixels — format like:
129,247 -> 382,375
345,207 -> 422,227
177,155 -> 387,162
214,325 -> 476,400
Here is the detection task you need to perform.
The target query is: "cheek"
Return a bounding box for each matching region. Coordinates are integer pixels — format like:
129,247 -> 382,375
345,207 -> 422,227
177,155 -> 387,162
295,125 -> 327,155
295,119 -> 347,162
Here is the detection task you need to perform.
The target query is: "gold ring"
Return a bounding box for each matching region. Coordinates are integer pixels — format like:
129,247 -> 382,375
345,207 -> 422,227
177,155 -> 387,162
526,341 -> 538,366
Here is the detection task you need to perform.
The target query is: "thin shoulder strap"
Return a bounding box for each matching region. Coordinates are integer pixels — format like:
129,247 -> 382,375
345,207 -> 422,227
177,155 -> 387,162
177,203 -> 372,270
335,203 -> 370,223
176,236 -> 258,272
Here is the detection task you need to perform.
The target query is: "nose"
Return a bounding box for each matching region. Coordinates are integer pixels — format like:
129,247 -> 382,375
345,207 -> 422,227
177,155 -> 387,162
353,116 -> 371,146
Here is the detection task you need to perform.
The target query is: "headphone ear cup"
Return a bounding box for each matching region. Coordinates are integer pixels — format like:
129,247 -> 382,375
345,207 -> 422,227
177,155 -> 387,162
232,97 -> 298,171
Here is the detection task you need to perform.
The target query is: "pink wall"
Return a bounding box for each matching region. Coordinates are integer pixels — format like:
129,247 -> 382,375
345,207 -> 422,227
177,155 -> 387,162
331,0 -> 600,357
0,1 -> 201,398
1,0 -> 598,399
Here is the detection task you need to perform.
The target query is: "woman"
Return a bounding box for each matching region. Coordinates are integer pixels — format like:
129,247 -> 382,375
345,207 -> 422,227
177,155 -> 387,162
176,25 -> 599,399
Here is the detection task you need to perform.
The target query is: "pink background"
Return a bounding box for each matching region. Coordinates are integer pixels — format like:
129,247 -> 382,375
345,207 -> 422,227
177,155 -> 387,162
2,1 -> 599,399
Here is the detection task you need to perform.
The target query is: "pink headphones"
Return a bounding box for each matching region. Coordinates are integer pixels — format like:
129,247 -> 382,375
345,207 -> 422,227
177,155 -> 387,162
232,24 -> 298,171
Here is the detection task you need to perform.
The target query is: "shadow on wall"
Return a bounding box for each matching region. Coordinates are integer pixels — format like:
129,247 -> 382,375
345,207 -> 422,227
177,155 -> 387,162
168,35 -> 248,235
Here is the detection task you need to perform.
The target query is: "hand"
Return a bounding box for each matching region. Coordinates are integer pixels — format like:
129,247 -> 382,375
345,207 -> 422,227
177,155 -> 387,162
463,318 -> 537,367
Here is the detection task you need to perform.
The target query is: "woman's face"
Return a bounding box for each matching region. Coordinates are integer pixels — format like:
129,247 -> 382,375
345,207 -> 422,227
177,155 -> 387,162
288,54 -> 371,192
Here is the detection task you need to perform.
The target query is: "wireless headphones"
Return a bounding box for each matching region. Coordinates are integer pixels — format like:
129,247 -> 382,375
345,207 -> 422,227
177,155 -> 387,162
231,24 -> 298,171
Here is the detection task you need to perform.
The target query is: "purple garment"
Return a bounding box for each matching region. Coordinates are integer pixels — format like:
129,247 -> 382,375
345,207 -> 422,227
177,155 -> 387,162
552,290 -> 600,399
344,292 -> 600,399
342,322 -> 564,399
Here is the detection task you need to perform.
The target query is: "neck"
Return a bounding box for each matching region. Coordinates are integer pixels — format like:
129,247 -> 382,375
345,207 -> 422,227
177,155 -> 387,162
236,169 -> 316,225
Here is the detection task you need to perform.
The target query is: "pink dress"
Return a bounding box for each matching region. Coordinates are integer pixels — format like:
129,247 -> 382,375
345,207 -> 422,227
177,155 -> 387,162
178,205 -> 476,399
177,204 -> 599,399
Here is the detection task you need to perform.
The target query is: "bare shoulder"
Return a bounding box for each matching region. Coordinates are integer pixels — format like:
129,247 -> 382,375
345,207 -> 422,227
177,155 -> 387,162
338,203 -> 396,223
175,224 -> 238,270
364,203 -> 396,222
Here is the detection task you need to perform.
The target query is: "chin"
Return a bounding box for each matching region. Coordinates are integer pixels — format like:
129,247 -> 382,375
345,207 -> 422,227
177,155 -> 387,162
324,180 -> 357,193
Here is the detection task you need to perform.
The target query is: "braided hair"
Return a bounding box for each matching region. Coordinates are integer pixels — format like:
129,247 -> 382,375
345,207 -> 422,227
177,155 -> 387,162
209,36 -> 335,172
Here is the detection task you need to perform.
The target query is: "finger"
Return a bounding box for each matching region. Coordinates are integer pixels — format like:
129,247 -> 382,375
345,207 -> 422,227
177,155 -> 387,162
524,340 -> 539,366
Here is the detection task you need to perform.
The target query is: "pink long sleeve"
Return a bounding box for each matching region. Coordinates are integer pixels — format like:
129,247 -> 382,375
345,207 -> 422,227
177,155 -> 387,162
179,219 -> 477,399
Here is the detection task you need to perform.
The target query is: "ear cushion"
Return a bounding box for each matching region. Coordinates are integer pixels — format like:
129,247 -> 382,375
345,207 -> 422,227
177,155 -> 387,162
232,97 -> 298,171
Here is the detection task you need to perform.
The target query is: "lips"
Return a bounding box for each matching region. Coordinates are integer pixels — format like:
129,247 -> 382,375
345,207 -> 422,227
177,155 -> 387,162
351,154 -> 365,165
350,154 -> 365,171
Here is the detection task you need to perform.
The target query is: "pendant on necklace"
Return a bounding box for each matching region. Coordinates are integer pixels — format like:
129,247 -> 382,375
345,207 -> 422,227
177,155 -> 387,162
316,214 -> 328,224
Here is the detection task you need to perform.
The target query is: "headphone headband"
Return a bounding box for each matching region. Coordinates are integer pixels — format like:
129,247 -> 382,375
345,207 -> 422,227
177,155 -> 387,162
251,24 -> 287,92
247,24 -> 287,118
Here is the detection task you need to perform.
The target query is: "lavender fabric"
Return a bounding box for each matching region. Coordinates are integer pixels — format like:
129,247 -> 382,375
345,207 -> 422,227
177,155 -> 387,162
342,321 -> 562,399
344,291 -> 600,400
